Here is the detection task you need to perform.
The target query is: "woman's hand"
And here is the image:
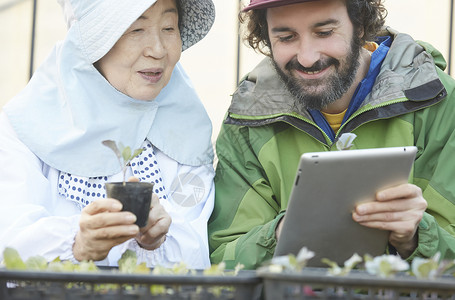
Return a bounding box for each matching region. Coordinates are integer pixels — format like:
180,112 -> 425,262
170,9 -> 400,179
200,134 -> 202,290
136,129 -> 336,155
352,183 -> 427,258
135,193 -> 172,250
73,198 -> 139,261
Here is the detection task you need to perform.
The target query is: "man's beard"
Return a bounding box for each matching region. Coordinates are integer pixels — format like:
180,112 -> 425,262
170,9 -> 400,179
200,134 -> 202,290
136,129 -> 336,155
272,34 -> 362,111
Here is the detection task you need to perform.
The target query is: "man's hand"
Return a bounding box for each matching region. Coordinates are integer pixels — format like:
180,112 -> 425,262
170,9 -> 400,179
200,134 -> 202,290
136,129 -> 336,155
352,183 -> 427,258
135,193 -> 172,250
73,198 -> 139,261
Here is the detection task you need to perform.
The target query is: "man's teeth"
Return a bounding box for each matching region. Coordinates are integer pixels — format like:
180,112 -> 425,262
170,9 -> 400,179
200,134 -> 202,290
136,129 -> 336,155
304,70 -> 322,75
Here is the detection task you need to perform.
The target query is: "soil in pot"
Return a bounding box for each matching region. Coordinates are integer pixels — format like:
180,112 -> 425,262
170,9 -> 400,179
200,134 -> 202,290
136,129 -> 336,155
105,182 -> 154,227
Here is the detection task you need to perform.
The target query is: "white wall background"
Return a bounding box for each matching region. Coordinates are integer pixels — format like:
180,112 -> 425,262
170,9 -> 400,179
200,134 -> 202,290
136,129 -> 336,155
0,0 -> 454,142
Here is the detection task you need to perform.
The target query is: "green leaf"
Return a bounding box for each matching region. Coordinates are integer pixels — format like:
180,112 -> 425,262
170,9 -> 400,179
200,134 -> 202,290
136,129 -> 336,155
152,265 -> 174,275
102,140 -> 122,160
135,262 -> 150,274
150,284 -> 167,296
363,254 -> 373,263
76,260 -> 99,272
171,261 -> 190,275
122,146 -> 132,164
118,249 -> 138,273
25,255 -> 48,271
51,256 -> 62,263
288,254 -> 297,268
321,258 -> 339,269
379,260 -> 393,277
203,262 -> 226,275
47,261 -> 66,272
132,148 -> 144,159
3,247 -> 26,270
118,142 -> 126,153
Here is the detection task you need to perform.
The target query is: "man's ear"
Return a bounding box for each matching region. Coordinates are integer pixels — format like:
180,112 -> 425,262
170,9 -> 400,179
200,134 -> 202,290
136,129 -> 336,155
358,27 -> 365,40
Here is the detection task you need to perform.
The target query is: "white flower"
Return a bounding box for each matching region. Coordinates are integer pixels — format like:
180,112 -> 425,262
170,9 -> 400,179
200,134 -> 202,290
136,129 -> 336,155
411,252 -> 455,279
323,253 -> 362,276
365,255 -> 409,278
411,257 -> 438,279
327,265 -> 343,276
336,133 -> 357,150
344,253 -> 362,269
296,247 -> 315,265
267,264 -> 285,273
267,247 -> 315,272
270,255 -> 294,270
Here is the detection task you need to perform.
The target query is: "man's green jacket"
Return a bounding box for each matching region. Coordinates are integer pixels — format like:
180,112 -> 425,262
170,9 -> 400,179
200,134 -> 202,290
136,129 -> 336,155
209,28 -> 455,270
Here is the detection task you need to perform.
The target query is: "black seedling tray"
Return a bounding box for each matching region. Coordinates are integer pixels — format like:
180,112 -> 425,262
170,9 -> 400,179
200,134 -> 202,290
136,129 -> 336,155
0,268 -> 262,300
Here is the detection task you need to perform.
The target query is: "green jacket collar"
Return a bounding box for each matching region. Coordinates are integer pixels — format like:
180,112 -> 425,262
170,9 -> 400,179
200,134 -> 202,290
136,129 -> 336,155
228,28 -> 446,122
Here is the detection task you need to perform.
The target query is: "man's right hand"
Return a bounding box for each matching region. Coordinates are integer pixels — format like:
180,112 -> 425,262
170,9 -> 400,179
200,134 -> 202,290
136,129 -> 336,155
73,198 -> 139,261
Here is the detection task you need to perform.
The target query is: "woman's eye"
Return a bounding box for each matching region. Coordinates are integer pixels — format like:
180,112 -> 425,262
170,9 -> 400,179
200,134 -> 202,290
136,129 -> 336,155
164,26 -> 175,32
131,28 -> 144,33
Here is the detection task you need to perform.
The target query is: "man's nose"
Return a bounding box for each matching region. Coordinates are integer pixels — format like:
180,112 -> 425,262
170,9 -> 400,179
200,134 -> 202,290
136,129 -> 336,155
296,37 -> 321,68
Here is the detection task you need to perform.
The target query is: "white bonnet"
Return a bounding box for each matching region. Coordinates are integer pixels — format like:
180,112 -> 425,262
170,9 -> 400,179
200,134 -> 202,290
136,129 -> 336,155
57,0 -> 215,63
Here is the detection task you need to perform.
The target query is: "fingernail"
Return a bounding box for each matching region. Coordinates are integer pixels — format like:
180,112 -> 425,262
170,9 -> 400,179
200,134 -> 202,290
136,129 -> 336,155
352,213 -> 361,221
125,214 -> 137,222
356,205 -> 365,215
112,202 -> 122,210
128,226 -> 139,234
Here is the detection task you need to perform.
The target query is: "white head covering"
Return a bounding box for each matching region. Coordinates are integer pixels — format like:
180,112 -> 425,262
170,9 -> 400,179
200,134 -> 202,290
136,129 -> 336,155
3,0 -> 216,177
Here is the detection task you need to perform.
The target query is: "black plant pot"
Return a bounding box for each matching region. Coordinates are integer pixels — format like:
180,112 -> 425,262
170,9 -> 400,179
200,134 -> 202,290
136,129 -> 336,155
105,182 -> 154,227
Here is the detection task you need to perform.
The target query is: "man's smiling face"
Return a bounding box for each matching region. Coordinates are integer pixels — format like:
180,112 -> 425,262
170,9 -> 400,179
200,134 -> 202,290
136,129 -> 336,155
267,0 -> 362,110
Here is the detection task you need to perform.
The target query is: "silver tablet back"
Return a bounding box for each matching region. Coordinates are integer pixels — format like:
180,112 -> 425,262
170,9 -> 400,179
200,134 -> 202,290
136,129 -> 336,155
274,146 -> 418,267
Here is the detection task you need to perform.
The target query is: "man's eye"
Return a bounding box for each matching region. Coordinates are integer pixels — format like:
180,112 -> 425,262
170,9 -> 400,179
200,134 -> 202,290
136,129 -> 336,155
279,35 -> 295,42
131,28 -> 144,33
316,30 -> 334,37
164,27 -> 175,32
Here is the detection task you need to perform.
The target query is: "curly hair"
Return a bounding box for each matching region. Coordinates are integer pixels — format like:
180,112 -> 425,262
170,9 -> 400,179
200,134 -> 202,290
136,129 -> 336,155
239,0 -> 387,56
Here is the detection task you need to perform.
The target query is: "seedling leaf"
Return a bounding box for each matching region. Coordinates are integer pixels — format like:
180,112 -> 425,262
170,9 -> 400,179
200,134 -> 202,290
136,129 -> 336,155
102,140 -> 144,183
102,140 -> 121,160
122,146 -> 132,163
25,255 -> 48,270
133,148 -> 144,158
3,247 -> 26,270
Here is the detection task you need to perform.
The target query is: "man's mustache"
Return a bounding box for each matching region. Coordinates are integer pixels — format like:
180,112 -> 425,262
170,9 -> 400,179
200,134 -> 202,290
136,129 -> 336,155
285,57 -> 339,73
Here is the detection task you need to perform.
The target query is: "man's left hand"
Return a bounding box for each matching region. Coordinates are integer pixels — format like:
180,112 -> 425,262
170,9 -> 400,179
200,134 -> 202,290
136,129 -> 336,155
352,183 -> 427,258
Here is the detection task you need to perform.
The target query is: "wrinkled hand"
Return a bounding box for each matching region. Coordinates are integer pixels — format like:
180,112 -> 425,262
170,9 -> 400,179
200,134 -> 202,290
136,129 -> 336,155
352,183 -> 427,258
135,193 -> 172,250
73,198 -> 139,261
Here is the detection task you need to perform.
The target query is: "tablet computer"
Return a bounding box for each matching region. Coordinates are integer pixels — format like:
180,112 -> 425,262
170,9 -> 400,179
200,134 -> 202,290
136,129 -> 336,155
274,146 -> 418,267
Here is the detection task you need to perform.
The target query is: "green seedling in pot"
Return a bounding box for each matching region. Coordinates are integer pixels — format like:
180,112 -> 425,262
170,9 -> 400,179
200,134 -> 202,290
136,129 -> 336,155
102,140 -> 144,184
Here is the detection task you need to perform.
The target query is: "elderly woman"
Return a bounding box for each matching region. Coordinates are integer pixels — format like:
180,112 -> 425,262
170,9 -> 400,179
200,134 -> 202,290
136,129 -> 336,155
0,0 -> 215,269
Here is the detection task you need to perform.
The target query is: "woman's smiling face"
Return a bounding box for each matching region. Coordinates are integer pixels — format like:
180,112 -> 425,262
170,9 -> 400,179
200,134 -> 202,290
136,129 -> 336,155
95,0 -> 182,101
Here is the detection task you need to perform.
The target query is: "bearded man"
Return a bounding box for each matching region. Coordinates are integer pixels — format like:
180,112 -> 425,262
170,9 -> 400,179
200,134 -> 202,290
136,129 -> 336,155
208,0 -> 455,269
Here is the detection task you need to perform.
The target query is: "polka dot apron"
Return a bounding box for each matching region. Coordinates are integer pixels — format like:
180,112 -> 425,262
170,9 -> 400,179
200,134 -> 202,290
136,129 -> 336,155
58,141 -> 167,209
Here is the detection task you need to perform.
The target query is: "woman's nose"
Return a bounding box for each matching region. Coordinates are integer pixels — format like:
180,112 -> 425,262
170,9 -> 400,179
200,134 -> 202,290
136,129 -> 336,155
143,35 -> 166,59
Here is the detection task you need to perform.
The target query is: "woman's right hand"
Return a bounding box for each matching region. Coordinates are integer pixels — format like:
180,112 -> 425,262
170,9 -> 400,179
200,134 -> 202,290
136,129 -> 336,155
73,198 -> 139,261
